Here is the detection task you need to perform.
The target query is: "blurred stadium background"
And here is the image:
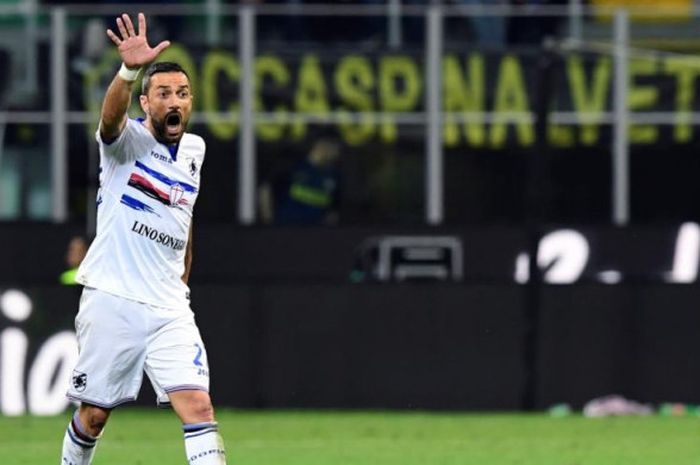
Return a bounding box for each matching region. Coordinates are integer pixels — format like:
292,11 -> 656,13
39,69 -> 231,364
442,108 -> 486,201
4,0 -> 700,462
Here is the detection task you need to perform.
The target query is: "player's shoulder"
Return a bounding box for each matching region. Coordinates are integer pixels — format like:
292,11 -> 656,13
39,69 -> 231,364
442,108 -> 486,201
97,117 -> 146,144
181,132 -> 206,158
125,117 -> 151,135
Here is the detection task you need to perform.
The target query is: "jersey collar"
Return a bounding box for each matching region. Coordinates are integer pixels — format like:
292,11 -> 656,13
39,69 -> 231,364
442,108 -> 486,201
137,117 -> 180,162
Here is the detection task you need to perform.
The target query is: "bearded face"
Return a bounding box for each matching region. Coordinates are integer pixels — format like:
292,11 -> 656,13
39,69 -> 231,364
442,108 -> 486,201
149,107 -> 189,145
140,71 -> 192,145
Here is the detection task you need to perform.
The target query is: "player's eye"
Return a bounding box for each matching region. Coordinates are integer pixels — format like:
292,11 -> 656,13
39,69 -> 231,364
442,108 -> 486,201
178,90 -> 190,98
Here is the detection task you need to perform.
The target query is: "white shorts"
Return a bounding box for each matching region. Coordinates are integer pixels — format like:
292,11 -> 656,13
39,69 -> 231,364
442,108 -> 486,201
67,287 -> 210,408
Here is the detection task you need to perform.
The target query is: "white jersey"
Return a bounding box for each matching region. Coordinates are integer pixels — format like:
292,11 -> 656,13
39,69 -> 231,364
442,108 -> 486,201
76,118 -> 205,310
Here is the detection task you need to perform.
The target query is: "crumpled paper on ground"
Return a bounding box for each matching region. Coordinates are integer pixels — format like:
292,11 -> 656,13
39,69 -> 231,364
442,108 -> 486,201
583,394 -> 654,417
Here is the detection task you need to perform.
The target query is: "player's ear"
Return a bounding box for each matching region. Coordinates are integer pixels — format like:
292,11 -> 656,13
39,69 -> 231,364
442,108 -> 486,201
139,95 -> 149,113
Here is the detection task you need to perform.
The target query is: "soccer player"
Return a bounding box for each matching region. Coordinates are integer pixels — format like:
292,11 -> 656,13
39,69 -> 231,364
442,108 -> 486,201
60,13 -> 227,465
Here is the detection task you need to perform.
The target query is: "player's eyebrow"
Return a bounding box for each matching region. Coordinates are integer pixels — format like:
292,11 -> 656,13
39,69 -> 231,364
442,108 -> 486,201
155,84 -> 190,90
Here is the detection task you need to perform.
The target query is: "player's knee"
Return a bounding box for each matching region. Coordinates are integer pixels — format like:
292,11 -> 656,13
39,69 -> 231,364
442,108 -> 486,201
80,404 -> 111,436
170,390 -> 216,423
191,396 -> 215,422
85,411 -> 108,435
186,395 -> 215,423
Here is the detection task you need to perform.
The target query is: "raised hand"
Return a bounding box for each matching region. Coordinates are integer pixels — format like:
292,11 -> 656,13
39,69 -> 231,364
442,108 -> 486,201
106,12 -> 170,69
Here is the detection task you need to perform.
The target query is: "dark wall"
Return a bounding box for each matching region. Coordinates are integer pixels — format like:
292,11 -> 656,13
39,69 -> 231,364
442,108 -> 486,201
201,283 -> 700,409
5,282 -> 700,410
3,224 -> 700,409
0,223 -> 85,285
0,223 -> 527,284
536,284 -> 700,408
3,223 -> 691,284
251,284 -> 527,409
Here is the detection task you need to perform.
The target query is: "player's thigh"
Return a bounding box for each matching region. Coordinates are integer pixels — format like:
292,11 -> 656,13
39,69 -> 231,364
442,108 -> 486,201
144,309 -> 210,396
69,288 -> 149,406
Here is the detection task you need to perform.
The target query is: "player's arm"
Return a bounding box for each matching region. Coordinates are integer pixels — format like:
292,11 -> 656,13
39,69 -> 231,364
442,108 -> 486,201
100,73 -> 137,141
101,12 -> 170,142
182,223 -> 193,284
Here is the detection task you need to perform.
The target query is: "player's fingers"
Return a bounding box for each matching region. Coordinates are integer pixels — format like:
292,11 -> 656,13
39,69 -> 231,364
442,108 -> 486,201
106,29 -> 122,45
153,40 -> 171,56
123,13 -> 136,37
137,12 -> 146,37
116,17 -> 128,39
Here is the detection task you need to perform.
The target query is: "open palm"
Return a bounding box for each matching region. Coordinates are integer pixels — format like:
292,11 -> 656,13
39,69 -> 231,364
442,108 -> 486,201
107,13 -> 170,69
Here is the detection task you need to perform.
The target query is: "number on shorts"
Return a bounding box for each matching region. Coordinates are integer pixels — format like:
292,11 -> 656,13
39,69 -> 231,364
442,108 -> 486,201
193,343 -> 203,367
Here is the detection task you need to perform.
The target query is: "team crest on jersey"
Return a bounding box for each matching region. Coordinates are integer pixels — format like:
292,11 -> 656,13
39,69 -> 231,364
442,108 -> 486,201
72,370 -> 87,392
187,156 -> 198,176
169,183 -> 185,206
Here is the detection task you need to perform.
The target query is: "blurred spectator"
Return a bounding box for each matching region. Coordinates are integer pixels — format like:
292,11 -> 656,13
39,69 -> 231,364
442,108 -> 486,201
508,0 -> 566,45
59,236 -> 87,285
259,136 -> 341,225
252,0 -> 386,44
41,0 -> 190,44
453,0 -> 507,46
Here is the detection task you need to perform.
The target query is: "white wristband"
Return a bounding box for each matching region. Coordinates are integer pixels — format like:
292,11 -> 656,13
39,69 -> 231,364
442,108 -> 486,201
118,63 -> 141,82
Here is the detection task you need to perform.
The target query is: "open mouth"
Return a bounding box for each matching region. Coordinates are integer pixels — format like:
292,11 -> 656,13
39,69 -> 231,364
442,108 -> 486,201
165,112 -> 182,136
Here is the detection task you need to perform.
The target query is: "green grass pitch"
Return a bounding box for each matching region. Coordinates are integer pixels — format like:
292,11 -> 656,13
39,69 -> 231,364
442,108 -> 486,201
2,408 -> 700,464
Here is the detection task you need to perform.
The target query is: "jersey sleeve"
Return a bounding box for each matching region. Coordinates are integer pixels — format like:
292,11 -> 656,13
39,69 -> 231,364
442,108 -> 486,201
95,118 -> 155,164
195,135 -> 206,163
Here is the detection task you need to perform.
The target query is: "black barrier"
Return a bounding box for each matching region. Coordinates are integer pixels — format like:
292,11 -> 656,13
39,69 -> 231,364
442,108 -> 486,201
536,284 -> 700,409
3,282 -> 700,412
0,223 -> 85,285
254,284 -> 527,409
5,223 -> 700,410
536,285 -> 640,409
0,284 -> 527,411
5,223 -> 700,285
0,287 -> 81,415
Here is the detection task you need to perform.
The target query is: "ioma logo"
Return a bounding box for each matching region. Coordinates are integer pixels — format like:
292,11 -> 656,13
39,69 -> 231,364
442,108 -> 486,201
150,150 -> 173,164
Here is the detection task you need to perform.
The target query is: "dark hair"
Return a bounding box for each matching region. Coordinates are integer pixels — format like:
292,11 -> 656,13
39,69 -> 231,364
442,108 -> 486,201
141,62 -> 190,95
